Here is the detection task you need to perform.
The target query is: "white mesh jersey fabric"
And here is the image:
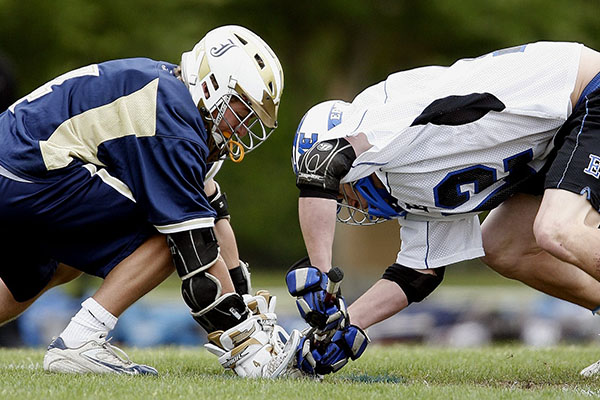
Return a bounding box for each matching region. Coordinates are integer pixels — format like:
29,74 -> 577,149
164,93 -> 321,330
326,41 -> 583,267
395,216 -> 484,269
332,41 -> 582,218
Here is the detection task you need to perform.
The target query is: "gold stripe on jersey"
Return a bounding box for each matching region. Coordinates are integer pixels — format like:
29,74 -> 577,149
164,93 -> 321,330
155,217 -> 215,234
39,78 -> 159,171
83,164 -> 136,203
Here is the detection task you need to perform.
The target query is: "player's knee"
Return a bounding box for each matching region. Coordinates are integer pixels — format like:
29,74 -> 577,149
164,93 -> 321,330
481,228 -> 522,278
481,231 -> 505,268
481,241 -> 524,279
482,253 -> 523,279
533,213 -> 568,258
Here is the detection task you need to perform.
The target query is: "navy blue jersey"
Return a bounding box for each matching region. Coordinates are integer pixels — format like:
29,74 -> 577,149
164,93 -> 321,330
0,58 -> 216,233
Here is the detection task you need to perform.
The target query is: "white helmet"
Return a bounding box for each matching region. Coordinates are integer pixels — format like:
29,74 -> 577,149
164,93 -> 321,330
181,25 -> 284,162
291,100 -> 352,174
292,100 -> 397,226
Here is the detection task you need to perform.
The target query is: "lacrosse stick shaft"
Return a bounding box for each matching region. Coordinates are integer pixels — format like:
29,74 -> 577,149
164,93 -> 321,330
323,266 -> 344,305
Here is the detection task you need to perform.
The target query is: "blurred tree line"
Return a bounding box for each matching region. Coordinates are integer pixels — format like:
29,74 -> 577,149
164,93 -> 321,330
0,0 -> 598,269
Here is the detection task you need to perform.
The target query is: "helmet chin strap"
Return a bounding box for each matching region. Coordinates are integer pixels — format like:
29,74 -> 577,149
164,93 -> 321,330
220,130 -> 245,162
228,140 -> 245,163
211,125 -> 225,145
203,97 -> 230,161
207,90 -> 250,162
206,114 -> 245,163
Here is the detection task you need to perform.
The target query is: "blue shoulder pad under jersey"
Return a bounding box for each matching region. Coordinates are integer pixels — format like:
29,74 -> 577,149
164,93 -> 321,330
0,58 -> 215,232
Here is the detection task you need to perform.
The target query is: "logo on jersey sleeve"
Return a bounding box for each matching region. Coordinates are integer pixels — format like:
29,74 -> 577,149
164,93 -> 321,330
328,103 -> 344,130
584,154 -> 600,179
296,133 -> 319,155
292,131 -> 318,174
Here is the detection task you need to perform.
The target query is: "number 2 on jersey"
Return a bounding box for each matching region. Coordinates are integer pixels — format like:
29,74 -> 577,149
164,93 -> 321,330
433,149 -> 535,210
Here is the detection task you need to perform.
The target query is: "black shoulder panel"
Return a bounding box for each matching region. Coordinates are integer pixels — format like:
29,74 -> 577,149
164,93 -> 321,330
411,92 -> 505,127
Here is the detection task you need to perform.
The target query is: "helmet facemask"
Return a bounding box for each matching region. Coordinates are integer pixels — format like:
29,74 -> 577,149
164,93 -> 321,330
181,25 -> 283,163
336,176 -> 407,226
206,88 -> 274,163
336,181 -> 387,226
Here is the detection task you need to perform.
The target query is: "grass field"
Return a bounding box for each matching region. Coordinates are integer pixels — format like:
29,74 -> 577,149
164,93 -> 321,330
7,264 -> 598,399
2,344 -> 600,399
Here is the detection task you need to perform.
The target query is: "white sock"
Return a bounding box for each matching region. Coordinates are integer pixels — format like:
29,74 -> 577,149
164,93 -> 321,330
59,298 -> 118,348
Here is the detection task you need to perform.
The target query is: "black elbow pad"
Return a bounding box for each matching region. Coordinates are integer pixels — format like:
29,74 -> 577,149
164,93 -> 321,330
166,227 -> 219,279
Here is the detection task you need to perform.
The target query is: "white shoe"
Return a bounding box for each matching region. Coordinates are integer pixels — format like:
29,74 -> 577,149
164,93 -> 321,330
43,332 -> 158,375
581,360 -> 600,377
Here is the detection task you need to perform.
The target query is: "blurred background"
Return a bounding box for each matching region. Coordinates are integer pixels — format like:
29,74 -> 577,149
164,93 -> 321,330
1,0 -> 600,348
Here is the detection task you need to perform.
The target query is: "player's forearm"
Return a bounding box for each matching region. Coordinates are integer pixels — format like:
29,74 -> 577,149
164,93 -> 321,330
213,219 -> 241,270
347,279 -> 409,330
298,196 -> 338,273
206,256 -> 235,294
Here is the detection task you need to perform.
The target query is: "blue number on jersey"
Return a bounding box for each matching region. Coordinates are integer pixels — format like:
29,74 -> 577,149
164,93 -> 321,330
433,149 -> 535,211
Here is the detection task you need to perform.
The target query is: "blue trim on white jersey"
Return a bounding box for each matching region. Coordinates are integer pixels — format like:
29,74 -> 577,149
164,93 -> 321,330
492,44 -> 526,57
352,161 -> 388,168
424,221 -> 430,269
351,109 -> 369,133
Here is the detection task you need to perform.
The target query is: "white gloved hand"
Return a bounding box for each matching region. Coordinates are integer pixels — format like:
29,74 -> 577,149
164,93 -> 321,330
204,290 -> 304,378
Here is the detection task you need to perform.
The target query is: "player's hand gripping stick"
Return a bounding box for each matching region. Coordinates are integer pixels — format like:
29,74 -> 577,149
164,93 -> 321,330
314,267 -> 345,344
285,261 -> 346,333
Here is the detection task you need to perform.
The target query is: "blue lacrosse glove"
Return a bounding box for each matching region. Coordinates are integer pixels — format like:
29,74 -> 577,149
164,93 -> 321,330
286,265 -> 347,332
296,325 -> 370,376
295,335 -> 317,375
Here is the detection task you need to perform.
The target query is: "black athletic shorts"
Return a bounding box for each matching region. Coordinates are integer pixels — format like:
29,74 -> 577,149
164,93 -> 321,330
545,80 -> 600,210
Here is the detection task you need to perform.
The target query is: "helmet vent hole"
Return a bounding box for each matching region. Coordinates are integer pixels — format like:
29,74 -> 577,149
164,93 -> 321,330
268,82 -> 273,92
202,82 -> 210,99
254,54 -> 265,69
209,74 -> 219,90
234,34 -> 248,45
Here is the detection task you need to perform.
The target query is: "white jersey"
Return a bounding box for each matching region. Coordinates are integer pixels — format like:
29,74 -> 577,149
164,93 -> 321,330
327,42 -> 584,268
